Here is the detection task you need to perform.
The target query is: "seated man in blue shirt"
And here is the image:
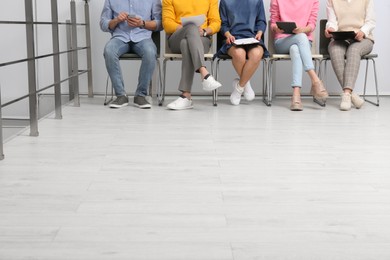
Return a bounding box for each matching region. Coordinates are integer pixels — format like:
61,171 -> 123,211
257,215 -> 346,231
100,0 -> 162,109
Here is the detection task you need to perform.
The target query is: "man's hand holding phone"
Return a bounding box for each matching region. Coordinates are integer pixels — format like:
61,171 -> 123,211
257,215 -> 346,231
127,14 -> 143,28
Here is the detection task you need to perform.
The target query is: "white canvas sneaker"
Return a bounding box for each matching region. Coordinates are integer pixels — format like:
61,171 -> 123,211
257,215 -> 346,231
243,81 -> 255,101
230,79 -> 244,106
202,75 -> 222,91
167,96 -> 193,110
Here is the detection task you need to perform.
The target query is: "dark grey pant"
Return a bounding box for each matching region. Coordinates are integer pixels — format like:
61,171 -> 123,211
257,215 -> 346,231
168,24 -> 211,92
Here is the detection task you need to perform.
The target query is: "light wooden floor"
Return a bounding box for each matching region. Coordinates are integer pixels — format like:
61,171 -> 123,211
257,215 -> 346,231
1,96 -> 390,260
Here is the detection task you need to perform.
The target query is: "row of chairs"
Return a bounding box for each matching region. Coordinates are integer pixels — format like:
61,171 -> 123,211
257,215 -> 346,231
104,20 -> 379,107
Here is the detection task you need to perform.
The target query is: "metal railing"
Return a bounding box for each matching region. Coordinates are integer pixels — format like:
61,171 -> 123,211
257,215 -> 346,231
0,0 -> 93,160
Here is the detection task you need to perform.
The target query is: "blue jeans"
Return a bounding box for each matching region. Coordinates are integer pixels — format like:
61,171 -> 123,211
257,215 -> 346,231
103,37 -> 157,97
275,33 -> 314,88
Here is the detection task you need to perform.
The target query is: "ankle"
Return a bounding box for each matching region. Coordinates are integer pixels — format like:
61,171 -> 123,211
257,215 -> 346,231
181,92 -> 191,99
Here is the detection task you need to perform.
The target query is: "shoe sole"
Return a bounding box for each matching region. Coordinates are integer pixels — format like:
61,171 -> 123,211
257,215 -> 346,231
351,99 -> 364,109
244,95 -> 255,101
340,106 -> 351,111
167,105 -> 193,110
134,104 -> 151,109
109,103 -> 128,108
203,83 -> 222,92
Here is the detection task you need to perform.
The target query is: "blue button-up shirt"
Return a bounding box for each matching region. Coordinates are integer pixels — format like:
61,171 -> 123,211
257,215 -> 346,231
100,0 -> 162,43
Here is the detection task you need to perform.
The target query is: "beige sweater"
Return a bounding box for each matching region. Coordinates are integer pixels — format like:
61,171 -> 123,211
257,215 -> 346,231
332,0 -> 374,41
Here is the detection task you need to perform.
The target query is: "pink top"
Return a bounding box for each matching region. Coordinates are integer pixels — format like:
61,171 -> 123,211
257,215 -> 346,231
270,0 -> 319,41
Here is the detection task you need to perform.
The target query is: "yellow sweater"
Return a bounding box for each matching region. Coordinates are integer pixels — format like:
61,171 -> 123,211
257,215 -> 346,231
162,0 -> 221,34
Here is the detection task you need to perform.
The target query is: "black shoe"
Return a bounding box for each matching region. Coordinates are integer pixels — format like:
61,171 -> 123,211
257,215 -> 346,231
134,96 -> 151,109
109,95 -> 129,108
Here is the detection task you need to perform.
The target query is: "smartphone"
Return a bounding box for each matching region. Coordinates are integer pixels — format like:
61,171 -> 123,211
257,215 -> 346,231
127,14 -> 137,19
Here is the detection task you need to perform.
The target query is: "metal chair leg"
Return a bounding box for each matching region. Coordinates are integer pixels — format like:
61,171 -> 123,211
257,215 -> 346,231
103,75 -> 114,106
159,59 -> 167,106
363,58 -> 379,106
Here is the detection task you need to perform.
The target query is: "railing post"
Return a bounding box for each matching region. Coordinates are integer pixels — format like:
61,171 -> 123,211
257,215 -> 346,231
66,19 -> 75,101
70,0 -> 80,107
51,0 -> 62,119
84,0 -> 93,98
0,85 -> 4,160
25,0 -> 39,137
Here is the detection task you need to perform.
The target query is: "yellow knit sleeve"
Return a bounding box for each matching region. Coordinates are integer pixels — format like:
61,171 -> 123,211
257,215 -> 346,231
207,0 -> 221,34
162,0 -> 179,34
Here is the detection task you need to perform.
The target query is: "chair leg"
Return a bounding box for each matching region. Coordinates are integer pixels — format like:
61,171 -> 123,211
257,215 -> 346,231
210,59 -> 217,106
159,59 -> 167,106
263,60 -> 272,106
213,59 -> 221,107
104,75 -> 114,106
156,59 -> 162,102
261,59 -> 268,105
363,58 -> 380,106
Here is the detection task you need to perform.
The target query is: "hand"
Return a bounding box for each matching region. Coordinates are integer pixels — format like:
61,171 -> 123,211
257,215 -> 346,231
176,24 -> 183,31
355,30 -> 365,41
117,12 -> 128,22
127,16 -> 142,27
198,27 -> 204,36
292,27 -> 308,34
273,26 -> 284,34
325,27 -> 335,38
225,32 -> 235,45
255,31 -> 263,41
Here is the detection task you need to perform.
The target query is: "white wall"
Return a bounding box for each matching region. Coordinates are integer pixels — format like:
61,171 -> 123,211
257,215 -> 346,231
1,0 -> 389,110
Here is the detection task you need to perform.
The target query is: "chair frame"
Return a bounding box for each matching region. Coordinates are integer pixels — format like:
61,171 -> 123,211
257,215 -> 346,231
104,31 -> 162,106
264,23 -> 323,106
158,33 -> 216,106
214,32 -> 268,106
318,19 -> 379,106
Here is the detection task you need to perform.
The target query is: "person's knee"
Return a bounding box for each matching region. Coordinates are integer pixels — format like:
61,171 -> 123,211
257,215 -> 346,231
186,24 -> 199,34
230,49 -> 246,63
143,49 -> 157,63
248,48 -> 264,63
103,41 -> 119,60
295,33 -> 308,42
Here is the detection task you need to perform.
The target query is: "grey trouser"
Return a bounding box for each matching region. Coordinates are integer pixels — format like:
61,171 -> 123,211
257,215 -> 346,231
328,38 -> 374,90
168,24 -> 211,92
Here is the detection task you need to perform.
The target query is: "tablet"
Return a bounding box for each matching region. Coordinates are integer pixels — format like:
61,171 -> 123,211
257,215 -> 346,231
330,31 -> 356,41
233,38 -> 260,46
276,22 -> 297,34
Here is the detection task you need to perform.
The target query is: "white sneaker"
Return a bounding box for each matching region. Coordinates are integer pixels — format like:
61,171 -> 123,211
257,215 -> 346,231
340,93 -> 352,111
243,81 -> 255,101
230,79 -> 244,106
202,75 -> 222,91
167,96 -> 193,110
351,93 -> 364,109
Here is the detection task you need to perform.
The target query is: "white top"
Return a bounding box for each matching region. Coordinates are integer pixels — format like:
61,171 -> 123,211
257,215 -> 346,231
326,0 -> 376,37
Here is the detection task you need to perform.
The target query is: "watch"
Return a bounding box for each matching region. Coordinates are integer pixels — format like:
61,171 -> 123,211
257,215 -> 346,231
140,20 -> 146,28
202,29 -> 207,37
